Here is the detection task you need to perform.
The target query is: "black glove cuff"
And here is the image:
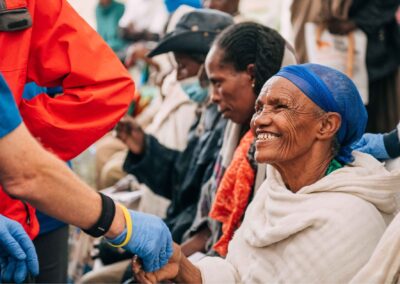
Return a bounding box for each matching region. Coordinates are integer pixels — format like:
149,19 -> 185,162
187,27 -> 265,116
83,193 -> 116,238
383,129 -> 400,159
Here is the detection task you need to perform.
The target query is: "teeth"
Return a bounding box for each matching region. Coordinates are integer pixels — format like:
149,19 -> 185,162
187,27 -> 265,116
257,133 -> 279,141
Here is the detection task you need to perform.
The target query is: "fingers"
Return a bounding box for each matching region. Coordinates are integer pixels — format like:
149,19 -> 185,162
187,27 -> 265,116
165,233 -> 174,259
0,229 -> 27,261
115,120 -> 131,141
2,256 -> 16,283
116,117 -> 143,138
132,255 -> 142,274
14,260 -> 28,284
135,270 -> 153,284
159,247 -> 168,268
145,255 -> 159,272
0,256 -> 6,279
159,232 -> 171,269
16,232 -> 39,276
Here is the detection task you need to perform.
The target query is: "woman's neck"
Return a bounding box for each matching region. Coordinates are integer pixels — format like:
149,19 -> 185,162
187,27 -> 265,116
273,147 -> 333,193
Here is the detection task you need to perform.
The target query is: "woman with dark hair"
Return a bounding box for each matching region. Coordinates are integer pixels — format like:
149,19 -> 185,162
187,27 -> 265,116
133,63 -> 400,284
180,22 -> 297,257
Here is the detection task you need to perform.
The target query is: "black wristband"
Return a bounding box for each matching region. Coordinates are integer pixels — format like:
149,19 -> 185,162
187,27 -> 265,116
383,129 -> 400,159
83,192 -> 116,238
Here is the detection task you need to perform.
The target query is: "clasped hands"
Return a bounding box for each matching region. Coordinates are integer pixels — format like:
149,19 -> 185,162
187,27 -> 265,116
132,243 -> 182,284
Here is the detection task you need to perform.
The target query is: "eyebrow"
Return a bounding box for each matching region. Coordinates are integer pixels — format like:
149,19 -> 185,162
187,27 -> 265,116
269,96 -> 289,104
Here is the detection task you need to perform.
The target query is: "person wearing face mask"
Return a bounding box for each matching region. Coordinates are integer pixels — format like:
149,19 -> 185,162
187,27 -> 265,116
178,65 -> 209,103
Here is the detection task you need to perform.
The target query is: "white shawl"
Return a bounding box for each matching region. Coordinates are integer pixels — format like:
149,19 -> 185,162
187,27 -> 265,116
350,159 -> 400,283
196,152 -> 400,283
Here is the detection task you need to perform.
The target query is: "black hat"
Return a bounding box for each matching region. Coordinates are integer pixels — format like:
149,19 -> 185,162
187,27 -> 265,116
148,9 -> 234,58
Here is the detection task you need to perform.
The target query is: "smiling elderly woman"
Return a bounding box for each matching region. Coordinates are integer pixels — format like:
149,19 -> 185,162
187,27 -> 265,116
134,64 -> 400,284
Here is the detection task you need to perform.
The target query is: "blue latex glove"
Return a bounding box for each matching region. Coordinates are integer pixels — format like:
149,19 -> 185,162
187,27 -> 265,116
0,215 -> 39,283
106,210 -> 173,272
352,133 -> 390,160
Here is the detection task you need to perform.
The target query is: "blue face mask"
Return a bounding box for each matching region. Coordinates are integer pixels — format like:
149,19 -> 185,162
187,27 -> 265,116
179,76 -> 209,103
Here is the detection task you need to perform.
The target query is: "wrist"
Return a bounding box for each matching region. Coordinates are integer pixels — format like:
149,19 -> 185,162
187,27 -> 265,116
174,254 -> 202,284
83,192 -> 117,238
105,204 -> 126,239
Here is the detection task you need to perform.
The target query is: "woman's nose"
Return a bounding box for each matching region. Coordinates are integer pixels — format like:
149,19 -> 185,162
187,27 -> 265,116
210,87 -> 220,104
252,109 -> 273,128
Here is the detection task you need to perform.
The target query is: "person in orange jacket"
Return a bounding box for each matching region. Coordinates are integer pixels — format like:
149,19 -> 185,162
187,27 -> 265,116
1,0 -> 136,281
0,0 -> 135,240
0,73 -> 173,283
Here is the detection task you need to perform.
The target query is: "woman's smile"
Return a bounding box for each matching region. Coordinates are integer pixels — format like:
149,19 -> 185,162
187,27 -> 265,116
255,131 -> 281,143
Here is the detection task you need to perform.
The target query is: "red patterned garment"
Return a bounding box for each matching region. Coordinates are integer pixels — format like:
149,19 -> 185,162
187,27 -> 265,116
209,130 -> 255,256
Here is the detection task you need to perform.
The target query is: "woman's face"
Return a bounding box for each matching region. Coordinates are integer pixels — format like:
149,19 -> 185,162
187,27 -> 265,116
251,77 -> 324,165
174,53 -> 202,81
205,45 -> 256,125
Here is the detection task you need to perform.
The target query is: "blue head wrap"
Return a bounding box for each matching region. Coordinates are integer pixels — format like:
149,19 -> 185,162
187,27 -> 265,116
275,63 -> 367,164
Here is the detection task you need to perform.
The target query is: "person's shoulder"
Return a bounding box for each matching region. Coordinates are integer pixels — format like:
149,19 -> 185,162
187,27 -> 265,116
315,192 -> 387,235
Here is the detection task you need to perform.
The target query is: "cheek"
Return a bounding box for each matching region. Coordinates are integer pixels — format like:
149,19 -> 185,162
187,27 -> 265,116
281,112 -> 318,154
275,112 -> 305,155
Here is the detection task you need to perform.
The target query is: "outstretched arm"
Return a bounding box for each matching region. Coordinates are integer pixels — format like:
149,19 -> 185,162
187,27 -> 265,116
0,75 -> 172,273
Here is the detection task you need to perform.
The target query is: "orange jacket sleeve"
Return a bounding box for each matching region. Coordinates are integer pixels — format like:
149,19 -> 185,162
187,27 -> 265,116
19,0 -> 136,161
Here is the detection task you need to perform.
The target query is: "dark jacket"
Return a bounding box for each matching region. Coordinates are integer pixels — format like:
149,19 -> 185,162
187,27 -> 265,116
350,0 -> 400,81
123,103 -> 227,243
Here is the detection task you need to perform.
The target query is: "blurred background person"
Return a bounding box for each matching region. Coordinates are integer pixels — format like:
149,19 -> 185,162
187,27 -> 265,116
290,0 -> 400,133
96,0 -> 127,60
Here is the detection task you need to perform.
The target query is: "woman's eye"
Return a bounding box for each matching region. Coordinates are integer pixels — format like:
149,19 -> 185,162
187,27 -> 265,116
276,104 -> 288,109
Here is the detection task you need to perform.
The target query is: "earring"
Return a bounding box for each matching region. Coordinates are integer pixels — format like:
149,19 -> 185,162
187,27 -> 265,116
251,81 -> 255,88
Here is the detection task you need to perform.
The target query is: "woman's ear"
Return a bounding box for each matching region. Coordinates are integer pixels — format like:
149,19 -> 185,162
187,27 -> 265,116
246,63 -> 255,81
316,112 -> 342,140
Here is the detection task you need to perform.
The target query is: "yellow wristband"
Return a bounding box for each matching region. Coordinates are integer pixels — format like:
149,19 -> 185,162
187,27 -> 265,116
109,204 -> 133,248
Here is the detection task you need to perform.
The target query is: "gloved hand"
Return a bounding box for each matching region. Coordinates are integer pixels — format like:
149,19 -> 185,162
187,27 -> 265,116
352,133 -> 390,160
106,210 -> 173,272
0,215 -> 39,283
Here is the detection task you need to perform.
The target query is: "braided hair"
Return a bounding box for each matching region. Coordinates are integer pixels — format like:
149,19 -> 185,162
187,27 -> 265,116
213,22 -> 285,96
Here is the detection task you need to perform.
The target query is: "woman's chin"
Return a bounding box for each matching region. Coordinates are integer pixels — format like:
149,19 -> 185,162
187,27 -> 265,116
255,151 -> 275,164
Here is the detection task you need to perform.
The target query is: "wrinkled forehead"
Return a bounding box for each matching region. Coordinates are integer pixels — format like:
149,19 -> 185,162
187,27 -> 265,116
259,77 -> 301,100
259,77 -> 323,110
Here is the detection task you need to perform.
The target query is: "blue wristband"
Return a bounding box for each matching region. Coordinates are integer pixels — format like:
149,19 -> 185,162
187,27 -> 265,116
0,74 -> 22,138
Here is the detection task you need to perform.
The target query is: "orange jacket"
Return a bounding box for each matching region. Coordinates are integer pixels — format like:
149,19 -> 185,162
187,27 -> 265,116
0,0 -> 136,239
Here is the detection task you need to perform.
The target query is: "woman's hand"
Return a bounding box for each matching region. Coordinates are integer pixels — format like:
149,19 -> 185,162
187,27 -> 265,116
133,243 -> 182,284
115,116 -> 145,154
124,42 -> 160,71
